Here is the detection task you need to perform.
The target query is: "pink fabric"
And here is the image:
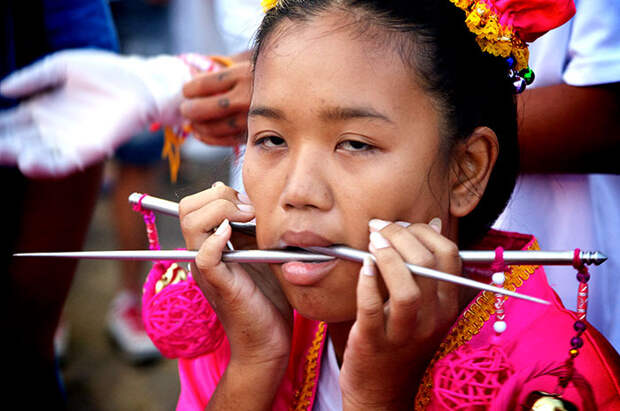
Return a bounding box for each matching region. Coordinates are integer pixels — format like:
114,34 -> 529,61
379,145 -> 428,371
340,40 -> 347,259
484,0 -> 576,42
176,313 -> 324,410
175,231 -> 620,410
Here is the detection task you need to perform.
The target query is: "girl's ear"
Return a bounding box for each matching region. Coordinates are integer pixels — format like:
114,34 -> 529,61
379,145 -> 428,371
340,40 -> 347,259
449,126 -> 499,217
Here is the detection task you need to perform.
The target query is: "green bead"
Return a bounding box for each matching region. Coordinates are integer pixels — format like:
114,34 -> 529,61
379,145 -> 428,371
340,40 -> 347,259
520,68 -> 535,85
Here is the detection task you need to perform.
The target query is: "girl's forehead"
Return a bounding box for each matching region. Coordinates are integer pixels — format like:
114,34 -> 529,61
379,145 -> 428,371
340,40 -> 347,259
252,18 -> 432,123
257,12 -> 408,70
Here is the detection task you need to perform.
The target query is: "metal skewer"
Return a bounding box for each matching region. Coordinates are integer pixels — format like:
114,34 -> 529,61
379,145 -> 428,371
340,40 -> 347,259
304,246 -> 549,305
128,192 -> 258,236
13,249 -> 334,264
128,192 -> 607,266
17,191 -> 604,306
13,249 -> 549,305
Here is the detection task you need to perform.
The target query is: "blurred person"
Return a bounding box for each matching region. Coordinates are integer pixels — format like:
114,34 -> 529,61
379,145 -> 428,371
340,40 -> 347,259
493,0 -> 620,352
0,0 -> 261,368
1,0 -> 118,407
104,0 -> 171,365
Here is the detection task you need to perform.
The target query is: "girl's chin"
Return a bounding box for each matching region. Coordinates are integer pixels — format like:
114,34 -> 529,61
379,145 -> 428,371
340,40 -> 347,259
271,260 -> 360,322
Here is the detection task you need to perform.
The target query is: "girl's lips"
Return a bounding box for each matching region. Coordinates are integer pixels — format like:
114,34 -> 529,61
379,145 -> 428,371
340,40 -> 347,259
277,230 -> 339,285
279,230 -> 333,248
280,259 -> 339,286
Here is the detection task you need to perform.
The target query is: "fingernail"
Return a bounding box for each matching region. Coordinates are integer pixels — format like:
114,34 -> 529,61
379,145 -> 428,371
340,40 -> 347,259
237,203 -> 255,213
237,192 -> 252,204
211,181 -> 224,188
214,218 -> 230,236
368,219 -> 390,232
396,221 -> 411,228
361,255 -> 376,276
429,217 -> 442,233
369,231 -> 390,249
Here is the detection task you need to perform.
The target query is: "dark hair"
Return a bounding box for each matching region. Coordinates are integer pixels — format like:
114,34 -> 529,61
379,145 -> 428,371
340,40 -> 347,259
252,0 -> 519,247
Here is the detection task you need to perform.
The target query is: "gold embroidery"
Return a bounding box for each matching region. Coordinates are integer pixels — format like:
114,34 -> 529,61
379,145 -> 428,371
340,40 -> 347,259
414,240 -> 540,409
291,321 -> 327,411
449,0 -> 529,70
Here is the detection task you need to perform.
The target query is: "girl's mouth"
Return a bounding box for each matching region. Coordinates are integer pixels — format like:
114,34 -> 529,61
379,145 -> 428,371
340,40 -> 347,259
277,230 -> 340,285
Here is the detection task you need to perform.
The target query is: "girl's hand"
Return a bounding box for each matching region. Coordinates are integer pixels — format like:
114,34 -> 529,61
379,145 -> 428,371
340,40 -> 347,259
340,218 -> 461,410
179,182 -> 292,373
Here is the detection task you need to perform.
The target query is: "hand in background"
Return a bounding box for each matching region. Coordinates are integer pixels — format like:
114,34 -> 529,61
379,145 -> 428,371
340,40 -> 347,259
181,52 -> 252,147
0,49 -> 191,178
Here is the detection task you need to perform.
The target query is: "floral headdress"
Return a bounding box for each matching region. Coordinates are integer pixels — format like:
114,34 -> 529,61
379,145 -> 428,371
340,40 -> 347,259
260,0 -> 575,92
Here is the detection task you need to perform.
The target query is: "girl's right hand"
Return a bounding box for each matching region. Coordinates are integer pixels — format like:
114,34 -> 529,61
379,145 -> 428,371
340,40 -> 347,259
179,182 -> 292,373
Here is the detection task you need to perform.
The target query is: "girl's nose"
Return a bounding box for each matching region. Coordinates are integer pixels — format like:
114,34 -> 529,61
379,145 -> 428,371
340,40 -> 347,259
280,148 -> 333,211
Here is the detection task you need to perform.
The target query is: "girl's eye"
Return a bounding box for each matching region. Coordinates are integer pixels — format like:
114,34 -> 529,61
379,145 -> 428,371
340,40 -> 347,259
256,135 -> 286,148
336,139 -> 374,153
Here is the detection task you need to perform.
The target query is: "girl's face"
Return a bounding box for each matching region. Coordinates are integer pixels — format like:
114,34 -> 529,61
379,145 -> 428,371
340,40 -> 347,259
244,16 -> 454,323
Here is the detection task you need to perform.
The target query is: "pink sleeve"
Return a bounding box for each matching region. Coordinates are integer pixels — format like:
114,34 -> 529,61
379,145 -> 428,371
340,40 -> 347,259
176,339 -> 231,411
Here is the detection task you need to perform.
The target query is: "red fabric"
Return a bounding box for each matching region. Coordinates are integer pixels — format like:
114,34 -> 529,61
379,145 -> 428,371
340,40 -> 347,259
488,0 -> 576,42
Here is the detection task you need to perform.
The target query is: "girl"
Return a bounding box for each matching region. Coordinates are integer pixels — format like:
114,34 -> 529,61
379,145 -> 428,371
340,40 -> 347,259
176,0 -> 620,409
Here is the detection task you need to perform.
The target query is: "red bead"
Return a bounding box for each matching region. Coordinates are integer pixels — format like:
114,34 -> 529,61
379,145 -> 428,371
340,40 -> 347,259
577,271 -> 590,283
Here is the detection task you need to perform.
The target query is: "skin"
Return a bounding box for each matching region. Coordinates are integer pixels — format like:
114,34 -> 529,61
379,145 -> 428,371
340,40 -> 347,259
517,82 -> 619,173
180,12 -> 498,411
181,50 -> 253,146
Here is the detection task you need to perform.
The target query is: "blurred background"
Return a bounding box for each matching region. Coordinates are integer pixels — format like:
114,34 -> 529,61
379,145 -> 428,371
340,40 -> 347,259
57,0 -> 235,409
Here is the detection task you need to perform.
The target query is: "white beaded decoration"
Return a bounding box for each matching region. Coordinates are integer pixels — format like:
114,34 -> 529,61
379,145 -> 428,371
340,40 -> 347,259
493,271 -> 507,335
493,320 -> 507,334
492,272 -> 505,285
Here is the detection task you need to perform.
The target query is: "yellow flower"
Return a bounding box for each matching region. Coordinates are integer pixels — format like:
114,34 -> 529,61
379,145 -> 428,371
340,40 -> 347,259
261,0 -> 278,13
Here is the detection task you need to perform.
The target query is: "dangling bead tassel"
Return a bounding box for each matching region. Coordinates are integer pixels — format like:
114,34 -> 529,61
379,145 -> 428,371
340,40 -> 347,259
491,247 -> 507,340
133,194 -> 161,251
491,249 -> 596,410
431,247 -> 514,410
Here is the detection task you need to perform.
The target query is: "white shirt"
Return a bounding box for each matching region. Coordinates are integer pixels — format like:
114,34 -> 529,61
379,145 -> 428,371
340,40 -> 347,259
315,336 -> 343,411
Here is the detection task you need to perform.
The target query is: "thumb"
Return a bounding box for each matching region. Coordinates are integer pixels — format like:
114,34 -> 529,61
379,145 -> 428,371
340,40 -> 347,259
1,53 -> 67,98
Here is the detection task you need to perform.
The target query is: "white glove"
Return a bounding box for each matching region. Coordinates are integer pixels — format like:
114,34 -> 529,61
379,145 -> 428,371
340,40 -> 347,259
0,49 -> 192,178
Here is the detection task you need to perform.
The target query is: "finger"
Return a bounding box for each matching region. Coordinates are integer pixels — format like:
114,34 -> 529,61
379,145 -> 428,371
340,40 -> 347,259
191,127 -> 246,147
189,112 -> 248,139
368,229 -> 424,342
193,219 -> 239,299
180,196 -> 255,250
0,54 -> 67,97
0,106 -> 33,129
404,220 -> 461,276
370,220 -> 438,302
180,93 -> 241,122
178,182 -> 252,219
182,66 -> 240,98
355,256 -> 385,336
405,220 -> 461,314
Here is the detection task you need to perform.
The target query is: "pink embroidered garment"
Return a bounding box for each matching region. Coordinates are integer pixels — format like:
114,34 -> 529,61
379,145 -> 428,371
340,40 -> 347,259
175,231 -> 620,410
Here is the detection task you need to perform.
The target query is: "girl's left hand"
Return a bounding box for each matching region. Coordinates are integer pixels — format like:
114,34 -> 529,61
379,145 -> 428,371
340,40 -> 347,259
340,218 -> 462,410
